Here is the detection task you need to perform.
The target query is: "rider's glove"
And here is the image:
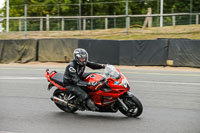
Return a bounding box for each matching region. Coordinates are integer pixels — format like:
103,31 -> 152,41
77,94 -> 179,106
101,65 -> 106,69
88,81 -> 99,87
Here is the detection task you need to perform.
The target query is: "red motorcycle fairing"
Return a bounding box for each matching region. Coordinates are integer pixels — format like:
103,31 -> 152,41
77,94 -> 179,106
84,72 -> 130,106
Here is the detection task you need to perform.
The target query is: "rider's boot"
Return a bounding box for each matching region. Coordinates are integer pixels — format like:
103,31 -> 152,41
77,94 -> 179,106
86,98 -> 98,111
77,98 -> 98,111
77,100 -> 88,111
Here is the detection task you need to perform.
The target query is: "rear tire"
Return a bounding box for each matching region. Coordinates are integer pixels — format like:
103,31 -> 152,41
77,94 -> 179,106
118,96 -> 143,117
53,89 -> 78,113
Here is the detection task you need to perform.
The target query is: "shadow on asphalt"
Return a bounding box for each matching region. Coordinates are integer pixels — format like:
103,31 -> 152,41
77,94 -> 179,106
51,111 -> 142,121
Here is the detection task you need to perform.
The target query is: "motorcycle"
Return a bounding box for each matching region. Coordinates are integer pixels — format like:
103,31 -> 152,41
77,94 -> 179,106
45,65 -> 143,117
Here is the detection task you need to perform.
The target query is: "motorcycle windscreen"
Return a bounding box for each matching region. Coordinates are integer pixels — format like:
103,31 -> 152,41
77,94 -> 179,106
105,65 -> 121,79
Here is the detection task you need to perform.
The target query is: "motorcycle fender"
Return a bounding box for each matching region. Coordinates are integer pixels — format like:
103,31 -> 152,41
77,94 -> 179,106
47,83 -> 54,90
121,91 -> 134,98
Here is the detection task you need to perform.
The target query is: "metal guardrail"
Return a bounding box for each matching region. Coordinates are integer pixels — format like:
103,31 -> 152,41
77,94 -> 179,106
0,13 -> 200,19
0,13 -> 199,32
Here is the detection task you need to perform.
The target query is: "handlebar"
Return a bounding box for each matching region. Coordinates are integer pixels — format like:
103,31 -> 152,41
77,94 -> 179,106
93,79 -> 107,92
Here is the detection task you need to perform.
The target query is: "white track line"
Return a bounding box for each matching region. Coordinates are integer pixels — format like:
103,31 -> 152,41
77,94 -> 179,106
0,76 -> 199,86
130,80 -> 200,86
0,76 -> 45,80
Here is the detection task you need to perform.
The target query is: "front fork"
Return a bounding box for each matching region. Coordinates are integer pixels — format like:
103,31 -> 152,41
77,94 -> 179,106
117,98 -> 129,111
117,91 -> 134,111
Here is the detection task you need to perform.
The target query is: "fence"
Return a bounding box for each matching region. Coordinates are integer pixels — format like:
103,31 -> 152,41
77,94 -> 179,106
0,13 -> 200,32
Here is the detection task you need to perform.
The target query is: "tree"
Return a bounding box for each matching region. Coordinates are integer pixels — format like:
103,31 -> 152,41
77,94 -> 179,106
0,0 -> 199,31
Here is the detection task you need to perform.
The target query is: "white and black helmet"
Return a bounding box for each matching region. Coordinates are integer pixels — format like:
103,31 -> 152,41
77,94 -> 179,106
73,48 -> 88,65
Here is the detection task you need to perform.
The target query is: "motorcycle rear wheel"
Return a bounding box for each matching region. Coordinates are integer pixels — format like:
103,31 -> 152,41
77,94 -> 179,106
53,89 -> 78,113
119,96 -> 143,117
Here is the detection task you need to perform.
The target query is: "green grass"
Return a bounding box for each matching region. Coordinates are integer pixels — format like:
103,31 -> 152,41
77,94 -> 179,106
0,25 -> 200,40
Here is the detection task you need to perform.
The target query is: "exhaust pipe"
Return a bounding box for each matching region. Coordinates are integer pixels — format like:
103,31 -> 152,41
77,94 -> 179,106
51,96 -> 76,108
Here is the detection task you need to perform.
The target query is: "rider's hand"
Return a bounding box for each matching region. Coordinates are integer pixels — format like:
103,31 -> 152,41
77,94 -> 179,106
101,65 -> 106,69
88,81 -> 99,87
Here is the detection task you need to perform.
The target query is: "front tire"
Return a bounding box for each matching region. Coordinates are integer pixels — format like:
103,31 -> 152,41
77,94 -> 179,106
53,89 -> 78,113
118,96 -> 143,117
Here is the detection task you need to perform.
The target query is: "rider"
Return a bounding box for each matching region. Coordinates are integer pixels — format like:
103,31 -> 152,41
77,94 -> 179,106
63,48 -> 105,111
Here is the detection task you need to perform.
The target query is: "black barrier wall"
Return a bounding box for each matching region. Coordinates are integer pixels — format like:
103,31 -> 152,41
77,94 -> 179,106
0,38 -> 200,67
168,39 -> 200,67
79,39 -> 169,66
78,39 -> 120,65
0,39 -> 37,63
119,39 -> 168,66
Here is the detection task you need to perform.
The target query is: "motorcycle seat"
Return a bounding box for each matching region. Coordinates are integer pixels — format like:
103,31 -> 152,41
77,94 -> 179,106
51,73 -> 64,86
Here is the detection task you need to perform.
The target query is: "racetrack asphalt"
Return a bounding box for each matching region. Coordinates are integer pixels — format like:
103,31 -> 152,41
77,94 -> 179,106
0,65 -> 200,133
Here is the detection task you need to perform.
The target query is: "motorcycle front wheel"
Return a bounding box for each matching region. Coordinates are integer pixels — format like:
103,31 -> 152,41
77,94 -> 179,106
53,89 -> 78,113
118,96 -> 143,117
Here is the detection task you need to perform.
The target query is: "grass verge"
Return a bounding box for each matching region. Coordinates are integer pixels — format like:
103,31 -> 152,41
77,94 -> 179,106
0,25 -> 200,40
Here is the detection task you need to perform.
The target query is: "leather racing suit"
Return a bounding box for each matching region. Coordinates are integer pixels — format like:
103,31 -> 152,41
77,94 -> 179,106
63,59 -> 105,103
